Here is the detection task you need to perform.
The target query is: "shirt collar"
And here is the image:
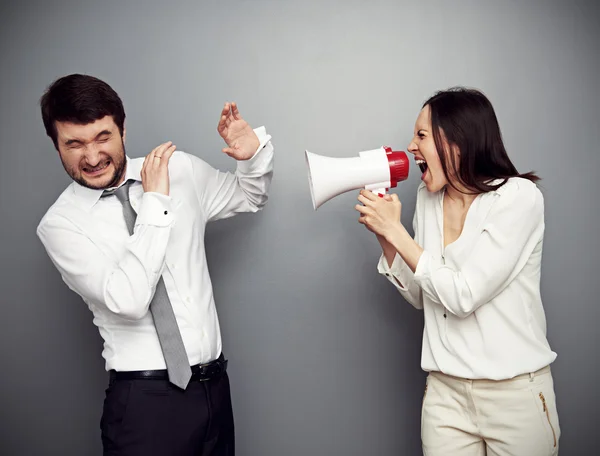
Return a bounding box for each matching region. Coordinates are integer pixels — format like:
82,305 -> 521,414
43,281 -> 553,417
71,156 -> 143,210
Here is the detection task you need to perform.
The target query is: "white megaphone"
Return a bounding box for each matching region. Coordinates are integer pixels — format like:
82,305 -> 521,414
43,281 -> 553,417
305,146 -> 410,210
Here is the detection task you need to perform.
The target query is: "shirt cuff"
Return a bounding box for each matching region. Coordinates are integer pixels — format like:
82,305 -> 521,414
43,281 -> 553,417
377,252 -> 401,274
134,192 -> 175,228
413,251 -> 440,300
414,251 -> 431,280
377,252 -> 411,290
236,126 -> 273,174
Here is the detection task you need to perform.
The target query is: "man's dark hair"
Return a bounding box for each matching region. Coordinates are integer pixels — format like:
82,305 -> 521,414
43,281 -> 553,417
424,87 -> 539,194
40,74 -> 125,149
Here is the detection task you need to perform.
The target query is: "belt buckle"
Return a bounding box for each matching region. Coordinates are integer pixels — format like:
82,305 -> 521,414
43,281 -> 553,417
196,358 -> 226,382
197,361 -> 217,382
197,364 -> 210,382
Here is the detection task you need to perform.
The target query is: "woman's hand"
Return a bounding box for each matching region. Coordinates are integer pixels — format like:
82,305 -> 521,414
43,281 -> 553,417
355,190 -> 403,239
356,190 -> 424,272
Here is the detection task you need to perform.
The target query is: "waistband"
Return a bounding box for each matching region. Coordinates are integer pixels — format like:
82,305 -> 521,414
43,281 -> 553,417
430,365 -> 551,384
109,353 -> 227,383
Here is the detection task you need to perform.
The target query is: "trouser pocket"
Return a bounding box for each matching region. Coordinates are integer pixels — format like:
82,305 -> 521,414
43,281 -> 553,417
538,392 -> 558,449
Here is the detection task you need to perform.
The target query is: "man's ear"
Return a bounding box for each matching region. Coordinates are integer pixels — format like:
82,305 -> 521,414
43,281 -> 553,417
122,124 -> 127,143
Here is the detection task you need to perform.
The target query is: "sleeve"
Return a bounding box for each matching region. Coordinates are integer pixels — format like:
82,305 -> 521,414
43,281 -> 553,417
413,180 -> 544,318
377,191 -> 424,310
191,126 -> 274,222
36,193 -> 174,320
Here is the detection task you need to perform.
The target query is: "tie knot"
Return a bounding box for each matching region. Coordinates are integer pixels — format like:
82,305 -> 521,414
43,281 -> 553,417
102,180 -> 133,204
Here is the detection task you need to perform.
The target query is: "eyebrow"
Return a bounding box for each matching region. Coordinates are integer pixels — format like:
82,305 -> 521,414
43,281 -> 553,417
64,129 -> 112,146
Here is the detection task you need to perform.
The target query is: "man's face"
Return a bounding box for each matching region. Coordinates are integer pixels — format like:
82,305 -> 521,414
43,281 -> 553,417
55,115 -> 127,190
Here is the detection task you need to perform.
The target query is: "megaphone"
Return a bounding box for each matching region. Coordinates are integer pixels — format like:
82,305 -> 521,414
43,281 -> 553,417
305,146 -> 410,210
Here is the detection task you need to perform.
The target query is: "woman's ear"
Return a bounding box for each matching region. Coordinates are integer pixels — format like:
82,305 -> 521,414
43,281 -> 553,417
450,143 -> 460,158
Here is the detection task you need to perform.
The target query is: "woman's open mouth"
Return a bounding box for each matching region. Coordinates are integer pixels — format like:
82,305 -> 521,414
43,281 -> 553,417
416,158 -> 428,179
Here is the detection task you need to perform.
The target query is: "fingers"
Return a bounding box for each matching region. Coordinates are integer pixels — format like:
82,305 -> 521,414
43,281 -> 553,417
358,190 -> 387,206
217,102 -> 230,132
359,190 -> 400,205
159,144 -> 177,166
141,141 -> 174,195
359,189 -> 378,201
222,142 -> 239,158
142,143 -> 163,174
142,142 -> 174,175
217,116 -> 227,134
357,213 -> 371,228
151,141 -> 172,161
220,102 -> 230,118
354,204 -> 371,215
357,194 -> 374,206
231,102 -> 241,120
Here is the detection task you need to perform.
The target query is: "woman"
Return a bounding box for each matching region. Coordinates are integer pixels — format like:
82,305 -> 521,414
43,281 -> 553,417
355,87 -> 560,456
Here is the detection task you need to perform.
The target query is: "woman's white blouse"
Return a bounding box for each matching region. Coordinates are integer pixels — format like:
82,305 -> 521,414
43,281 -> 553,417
378,177 -> 556,380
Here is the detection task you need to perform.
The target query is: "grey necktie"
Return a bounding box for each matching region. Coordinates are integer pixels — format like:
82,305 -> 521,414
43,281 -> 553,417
104,180 -> 192,389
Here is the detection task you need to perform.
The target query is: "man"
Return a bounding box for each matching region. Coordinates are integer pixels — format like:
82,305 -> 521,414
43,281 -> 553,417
36,74 -> 274,455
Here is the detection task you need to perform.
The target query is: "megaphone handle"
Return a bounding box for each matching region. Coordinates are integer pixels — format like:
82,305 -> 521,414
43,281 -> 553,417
369,187 -> 388,197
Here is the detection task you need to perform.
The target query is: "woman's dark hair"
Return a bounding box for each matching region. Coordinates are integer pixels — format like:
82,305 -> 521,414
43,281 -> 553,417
424,87 -> 539,193
40,74 -> 125,149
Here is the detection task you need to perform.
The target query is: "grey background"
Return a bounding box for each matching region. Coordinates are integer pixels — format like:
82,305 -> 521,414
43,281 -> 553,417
1,0 -> 598,454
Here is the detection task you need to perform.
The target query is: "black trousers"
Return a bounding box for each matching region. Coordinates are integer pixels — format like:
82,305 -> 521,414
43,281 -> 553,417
100,371 -> 234,455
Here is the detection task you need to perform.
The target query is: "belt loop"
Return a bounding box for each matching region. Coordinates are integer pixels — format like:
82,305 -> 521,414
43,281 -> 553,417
529,372 -> 534,382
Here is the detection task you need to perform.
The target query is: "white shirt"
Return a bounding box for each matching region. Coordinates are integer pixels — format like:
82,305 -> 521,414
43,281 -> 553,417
37,127 -> 274,372
378,177 -> 557,380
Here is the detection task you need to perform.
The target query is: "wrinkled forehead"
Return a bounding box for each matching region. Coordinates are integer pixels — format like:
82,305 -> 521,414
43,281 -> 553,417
56,115 -> 118,143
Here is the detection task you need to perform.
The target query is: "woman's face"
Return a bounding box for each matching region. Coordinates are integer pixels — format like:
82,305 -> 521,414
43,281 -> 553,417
407,105 -> 450,193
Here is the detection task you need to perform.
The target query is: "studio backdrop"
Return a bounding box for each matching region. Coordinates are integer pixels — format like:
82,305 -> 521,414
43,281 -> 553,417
0,0 -> 598,454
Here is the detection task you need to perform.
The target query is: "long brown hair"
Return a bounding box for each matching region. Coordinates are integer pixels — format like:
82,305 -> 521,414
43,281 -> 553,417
424,87 -> 539,193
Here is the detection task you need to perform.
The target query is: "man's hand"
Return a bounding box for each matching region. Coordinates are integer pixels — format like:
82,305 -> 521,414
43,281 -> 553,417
141,141 -> 176,195
217,102 -> 260,160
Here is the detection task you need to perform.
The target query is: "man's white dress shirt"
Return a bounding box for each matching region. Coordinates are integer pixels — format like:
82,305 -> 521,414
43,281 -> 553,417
37,127 -> 273,372
378,177 -> 557,380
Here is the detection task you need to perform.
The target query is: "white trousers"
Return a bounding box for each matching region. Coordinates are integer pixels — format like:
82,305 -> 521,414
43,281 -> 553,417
421,365 -> 560,456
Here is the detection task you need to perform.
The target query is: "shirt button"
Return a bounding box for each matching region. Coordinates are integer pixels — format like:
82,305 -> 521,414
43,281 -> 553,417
385,273 -> 390,277
186,296 -> 191,303
164,210 -> 168,215
170,263 -> 176,269
443,313 -> 447,318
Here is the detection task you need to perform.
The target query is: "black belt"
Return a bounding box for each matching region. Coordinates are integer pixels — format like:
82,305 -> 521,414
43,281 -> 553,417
109,354 -> 228,382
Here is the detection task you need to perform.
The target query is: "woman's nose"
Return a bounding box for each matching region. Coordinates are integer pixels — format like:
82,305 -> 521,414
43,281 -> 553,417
407,140 -> 418,154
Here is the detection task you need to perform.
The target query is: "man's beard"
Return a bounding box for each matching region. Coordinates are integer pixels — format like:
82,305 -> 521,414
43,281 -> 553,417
64,142 -> 127,190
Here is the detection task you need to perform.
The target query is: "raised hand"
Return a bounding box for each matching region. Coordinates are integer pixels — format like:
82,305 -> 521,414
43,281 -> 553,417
216,102 -> 259,160
355,190 -> 403,238
141,141 -> 177,195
